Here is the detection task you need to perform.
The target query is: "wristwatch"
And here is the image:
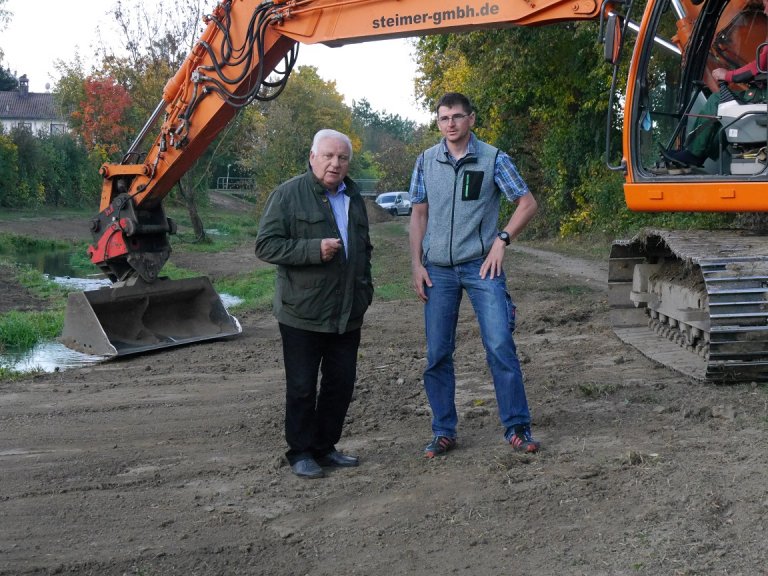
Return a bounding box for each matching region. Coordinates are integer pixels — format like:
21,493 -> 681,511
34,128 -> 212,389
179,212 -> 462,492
497,231 -> 511,246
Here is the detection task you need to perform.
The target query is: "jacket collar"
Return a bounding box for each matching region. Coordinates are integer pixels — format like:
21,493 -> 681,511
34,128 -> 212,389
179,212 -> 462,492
305,170 -> 357,197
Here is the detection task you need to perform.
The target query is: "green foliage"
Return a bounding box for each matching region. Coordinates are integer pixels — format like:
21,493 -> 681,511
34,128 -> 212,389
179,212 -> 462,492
168,205 -> 259,250
0,127 -> 99,209
238,66 -> 355,200
0,310 -> 63,353
0,233 -> 70,256
0,134 -> 19,206
0,64 -> 16,91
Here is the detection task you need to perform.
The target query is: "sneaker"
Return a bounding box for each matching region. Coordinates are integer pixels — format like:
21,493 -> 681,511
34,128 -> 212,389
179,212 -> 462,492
424,435 -> 457,458
507,425 -> 541,453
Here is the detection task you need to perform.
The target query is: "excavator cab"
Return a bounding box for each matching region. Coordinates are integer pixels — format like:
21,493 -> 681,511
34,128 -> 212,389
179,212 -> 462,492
626,0 -> 768,181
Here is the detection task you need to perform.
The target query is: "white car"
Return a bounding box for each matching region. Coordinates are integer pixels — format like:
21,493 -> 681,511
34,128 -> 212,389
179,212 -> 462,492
375,192 -> 412,216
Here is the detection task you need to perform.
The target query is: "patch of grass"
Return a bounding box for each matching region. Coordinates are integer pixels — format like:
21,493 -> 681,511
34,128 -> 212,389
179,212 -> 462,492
374,220 -> 410,238
168,207 -> 259,252
159,262 -> 206,281
0,232 -> 71,257
578,381 -> 618,397
0,310 -> 64,353
525,232 -> 614,261
214,268 -> 276,311
0,363 -> 43,381
14,265 -> 71,304
554,285 -> 596,296
370,221 -> 413,302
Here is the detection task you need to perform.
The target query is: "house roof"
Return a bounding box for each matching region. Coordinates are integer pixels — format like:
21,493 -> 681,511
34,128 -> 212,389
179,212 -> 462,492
0,90 -> 65,121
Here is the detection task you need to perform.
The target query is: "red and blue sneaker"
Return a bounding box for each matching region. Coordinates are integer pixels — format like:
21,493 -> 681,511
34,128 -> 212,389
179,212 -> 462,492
424,435 -> 457,458
507,425 -> 540,453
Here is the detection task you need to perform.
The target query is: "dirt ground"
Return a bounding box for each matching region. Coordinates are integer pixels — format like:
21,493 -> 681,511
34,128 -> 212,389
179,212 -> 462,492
1,210 -> 768,576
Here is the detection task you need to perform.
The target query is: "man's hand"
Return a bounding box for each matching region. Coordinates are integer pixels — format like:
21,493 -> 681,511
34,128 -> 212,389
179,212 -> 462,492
713,68 -> 728,82
412,262 -> 432,302
321,238 -> 343,262
480,240 -> 506,279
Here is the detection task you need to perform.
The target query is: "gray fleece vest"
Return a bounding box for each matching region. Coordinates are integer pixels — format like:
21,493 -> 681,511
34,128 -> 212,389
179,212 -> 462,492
422,139 -> 500,266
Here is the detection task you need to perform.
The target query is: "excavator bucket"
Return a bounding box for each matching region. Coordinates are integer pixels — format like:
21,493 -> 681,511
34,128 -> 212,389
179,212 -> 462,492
60,276 -> 242,358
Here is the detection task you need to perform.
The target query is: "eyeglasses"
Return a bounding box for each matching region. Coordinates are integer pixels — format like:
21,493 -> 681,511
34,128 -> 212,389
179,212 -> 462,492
437,113 -> 470,125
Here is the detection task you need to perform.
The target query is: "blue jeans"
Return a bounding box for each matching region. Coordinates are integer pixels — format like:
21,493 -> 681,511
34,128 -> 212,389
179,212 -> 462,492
424,258 -> 531,439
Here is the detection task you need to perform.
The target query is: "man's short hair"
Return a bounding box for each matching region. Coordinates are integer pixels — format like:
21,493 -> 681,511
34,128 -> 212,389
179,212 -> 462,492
435,92 -> 473,115
311,129 -> 353,161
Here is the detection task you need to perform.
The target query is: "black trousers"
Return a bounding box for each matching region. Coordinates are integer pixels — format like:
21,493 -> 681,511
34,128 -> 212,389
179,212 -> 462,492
278,323 -> 361,464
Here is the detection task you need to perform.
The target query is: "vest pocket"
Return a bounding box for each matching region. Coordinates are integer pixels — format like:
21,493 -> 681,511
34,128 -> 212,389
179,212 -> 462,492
461,171 -> 484,201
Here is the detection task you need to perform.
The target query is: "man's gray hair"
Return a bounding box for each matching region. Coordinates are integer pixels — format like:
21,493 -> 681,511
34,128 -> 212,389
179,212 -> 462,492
311,129 -> 353,161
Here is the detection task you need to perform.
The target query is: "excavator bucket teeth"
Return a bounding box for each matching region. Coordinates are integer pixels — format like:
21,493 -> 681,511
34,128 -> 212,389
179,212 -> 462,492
60,276 -> 241,358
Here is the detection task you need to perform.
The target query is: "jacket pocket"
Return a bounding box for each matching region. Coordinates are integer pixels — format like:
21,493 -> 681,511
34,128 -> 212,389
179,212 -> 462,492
279,270 -> 330,321
294,210 -> 327,236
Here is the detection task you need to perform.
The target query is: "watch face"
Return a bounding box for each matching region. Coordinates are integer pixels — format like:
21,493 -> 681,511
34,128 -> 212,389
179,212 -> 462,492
498,232 -> 510,245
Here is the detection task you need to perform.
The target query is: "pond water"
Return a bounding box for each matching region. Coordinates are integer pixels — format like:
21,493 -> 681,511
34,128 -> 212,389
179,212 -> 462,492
2,247 -> 242,374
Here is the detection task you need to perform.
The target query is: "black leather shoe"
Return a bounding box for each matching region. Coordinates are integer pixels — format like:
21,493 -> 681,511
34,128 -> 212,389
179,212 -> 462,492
316,450 -> 360,468
290,457 -> 324,479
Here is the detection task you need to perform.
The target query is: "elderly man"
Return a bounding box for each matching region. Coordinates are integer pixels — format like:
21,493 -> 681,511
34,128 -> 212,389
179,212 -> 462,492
255,129 -> 374,479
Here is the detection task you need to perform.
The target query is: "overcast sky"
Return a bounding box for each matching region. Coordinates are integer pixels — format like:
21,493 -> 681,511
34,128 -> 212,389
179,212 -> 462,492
1,0 -> 432,124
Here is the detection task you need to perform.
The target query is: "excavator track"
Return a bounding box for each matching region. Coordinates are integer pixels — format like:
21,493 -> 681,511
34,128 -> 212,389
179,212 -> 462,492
609,228 -> 768,381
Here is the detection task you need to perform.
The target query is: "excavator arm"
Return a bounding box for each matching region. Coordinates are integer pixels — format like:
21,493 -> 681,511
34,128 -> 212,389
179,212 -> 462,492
90,0 -> 603,283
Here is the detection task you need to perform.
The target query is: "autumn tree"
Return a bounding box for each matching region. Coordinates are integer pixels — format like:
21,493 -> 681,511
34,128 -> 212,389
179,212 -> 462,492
69,76 -> 133,158
98,0 -> 211,240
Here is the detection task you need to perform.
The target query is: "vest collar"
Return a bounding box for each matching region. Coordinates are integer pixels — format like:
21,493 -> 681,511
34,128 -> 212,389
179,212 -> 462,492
438,133 -> 479,166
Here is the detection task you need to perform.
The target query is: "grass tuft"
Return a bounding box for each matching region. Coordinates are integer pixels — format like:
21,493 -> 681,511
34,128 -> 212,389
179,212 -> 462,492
0,310 -> 64,353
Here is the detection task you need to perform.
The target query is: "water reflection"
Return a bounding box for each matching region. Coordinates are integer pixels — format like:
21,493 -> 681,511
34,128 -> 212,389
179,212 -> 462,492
15,248 -> 82,278
3,341 -> 108,373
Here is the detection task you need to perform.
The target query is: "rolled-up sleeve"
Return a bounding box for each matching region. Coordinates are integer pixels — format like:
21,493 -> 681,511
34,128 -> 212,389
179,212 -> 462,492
495,151 -> 529,202
408,153 -> 427,204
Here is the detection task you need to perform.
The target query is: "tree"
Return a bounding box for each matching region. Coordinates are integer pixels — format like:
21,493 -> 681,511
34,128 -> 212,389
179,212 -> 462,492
70,76 -> 133,157
0,0 -> 13,89
54,57 -> 89,131
37,132 -> 101,207
0,65 -> 16,91
351,99 -> 425,191
413,25 -> 616,237
8,127 -> 45,207
103,0 -> 212,241
0,133 -> 19,207
238,66 -> 357,207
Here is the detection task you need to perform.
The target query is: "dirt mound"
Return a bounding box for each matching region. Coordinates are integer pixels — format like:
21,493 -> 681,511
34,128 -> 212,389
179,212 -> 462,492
365,198 -> 395,223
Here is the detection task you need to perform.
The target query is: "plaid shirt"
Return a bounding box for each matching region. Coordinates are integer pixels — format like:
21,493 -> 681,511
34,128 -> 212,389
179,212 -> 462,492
409,133 -> 529,204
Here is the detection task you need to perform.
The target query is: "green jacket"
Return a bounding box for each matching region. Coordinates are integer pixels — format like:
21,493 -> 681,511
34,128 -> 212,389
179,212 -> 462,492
255,170 -> 374,334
